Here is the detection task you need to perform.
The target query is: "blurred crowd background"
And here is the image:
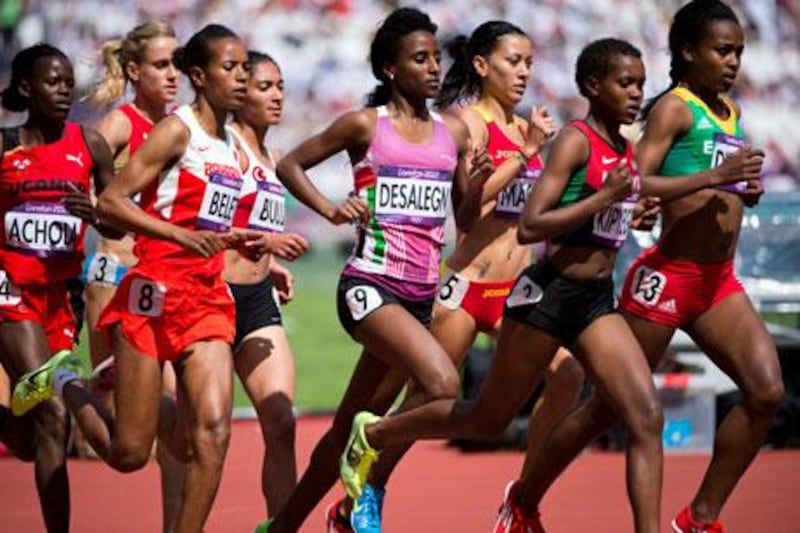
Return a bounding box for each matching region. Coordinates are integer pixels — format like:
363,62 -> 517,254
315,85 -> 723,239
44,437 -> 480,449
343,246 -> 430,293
1,0 -> 799,285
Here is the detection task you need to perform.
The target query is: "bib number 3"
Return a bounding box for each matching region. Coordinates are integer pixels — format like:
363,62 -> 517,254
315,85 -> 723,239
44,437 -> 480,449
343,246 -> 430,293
128,278 -> 166,317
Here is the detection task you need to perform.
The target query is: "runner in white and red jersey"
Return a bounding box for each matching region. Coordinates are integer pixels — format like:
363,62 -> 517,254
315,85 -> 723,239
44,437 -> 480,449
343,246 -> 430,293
258,8 -> 490,533
83,20 -> 186,531
224,50 -> 308,519
0,43 -> 117,533
13,25 -> 261,533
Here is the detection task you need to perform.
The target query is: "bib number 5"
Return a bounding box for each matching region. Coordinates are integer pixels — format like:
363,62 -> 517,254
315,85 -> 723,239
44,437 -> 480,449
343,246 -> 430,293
128,278 -> 166,317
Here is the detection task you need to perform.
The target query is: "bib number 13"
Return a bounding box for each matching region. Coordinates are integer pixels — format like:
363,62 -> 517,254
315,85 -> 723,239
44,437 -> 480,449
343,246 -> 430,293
128,278 -> 166,317
630,266 -> 666,306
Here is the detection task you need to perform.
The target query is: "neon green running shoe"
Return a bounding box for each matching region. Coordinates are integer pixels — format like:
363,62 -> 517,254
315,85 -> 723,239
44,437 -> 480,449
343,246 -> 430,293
11,350 -> 82,416
340,411 -> 381,499
253,518 -> 273,532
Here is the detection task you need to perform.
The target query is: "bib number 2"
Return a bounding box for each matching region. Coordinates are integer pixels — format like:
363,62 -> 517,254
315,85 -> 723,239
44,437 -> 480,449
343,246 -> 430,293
128,278 -> 166,317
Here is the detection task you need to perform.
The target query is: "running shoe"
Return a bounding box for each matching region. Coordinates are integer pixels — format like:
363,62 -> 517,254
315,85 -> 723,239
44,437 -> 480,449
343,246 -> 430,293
340,411 -> 381,499
325,499 -> 354,532
253,518 -> 273,532
11,350 -> 82,416
350,483 -> 385,533
671,505 -> 726,533
493,480 -> 545,533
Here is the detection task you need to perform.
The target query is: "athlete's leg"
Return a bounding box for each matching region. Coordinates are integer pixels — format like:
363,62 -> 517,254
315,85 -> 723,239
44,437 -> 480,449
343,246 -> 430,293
0,321 -> 71,532
84,283 -> 116,369
569,314 -> 663,533
236,325 -> 297,516
271,304 -> 459,532
519,347 -> 584,479
518,314 -> 673,513
366,304 -> 477,488
62,325 -> 163,472
157,361 -> 186,533
364,318 -> 560,450
683,292 -> 783,523
172,340 -> 233,533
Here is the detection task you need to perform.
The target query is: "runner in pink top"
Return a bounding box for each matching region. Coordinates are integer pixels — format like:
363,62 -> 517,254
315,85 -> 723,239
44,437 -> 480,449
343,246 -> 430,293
258,8 -> 490,533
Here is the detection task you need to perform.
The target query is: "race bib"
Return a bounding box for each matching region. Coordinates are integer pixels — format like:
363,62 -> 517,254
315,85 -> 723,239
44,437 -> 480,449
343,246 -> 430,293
711,132 -> 748,194
0,270 -> 22,307
592,200 -> 636,249
495,169 -> 539,218
374,166 -> 452,227
506,275 -> 543,308
248,181 -> 285,233
127,277 -> 167,317
4,202 -> 82,257
197,165 -> 242,231
629,266 -> 667,307
345,284 -> 383,321
436,272 -> 469,310
86,252 -> 120,285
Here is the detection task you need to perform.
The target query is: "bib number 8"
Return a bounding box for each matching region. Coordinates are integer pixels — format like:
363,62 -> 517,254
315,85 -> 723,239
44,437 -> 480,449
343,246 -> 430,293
128,278 -> 166,317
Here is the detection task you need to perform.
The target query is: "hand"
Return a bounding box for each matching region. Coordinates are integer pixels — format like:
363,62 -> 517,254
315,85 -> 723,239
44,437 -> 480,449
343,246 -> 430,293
741,178 -> 764,207
600,158 -> 636,203
469,145 -> 493,187
329,193 -> 369,225
224,230 -> 309,262
64,181 -> 96,224
269,261 -> 294,304
174,228 -> 228,258
630,196 -> 661,231
523,105 -> 557,155
714,147 -> 764,185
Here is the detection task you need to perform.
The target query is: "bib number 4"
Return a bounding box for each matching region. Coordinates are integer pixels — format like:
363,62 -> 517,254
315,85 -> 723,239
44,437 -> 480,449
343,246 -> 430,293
0,270 -> 21,307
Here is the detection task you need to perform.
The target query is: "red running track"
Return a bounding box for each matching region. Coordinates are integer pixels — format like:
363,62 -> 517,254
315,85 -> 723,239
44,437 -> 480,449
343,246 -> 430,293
0,416 -> 798,532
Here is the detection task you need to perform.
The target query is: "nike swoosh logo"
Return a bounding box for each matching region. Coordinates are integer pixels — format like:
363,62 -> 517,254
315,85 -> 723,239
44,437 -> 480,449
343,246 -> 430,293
601,156 -> 618,165
24,364 -> 50,388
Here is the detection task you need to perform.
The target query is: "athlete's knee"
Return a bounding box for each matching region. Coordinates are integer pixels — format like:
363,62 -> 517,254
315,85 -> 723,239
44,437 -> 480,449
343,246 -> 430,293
625,394 -> 663,442
259,404 -> 296,446
192,414 -> 232,464
420,366 -> 459,402
745,376 -> 784,417
547,356 -> 585,399
110,440 -> 152,472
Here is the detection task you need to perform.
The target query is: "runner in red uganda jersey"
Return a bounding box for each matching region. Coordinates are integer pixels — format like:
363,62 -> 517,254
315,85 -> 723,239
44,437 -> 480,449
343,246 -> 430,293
0,44 -> 117,533
11,25 -> 262,533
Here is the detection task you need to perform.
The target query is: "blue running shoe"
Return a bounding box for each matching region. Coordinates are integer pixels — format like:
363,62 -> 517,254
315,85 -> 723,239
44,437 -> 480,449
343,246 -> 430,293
350,483 -> 385,533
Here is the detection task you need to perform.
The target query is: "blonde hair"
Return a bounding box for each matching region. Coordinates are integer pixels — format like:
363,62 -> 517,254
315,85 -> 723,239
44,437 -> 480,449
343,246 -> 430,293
86,20 -> 176,106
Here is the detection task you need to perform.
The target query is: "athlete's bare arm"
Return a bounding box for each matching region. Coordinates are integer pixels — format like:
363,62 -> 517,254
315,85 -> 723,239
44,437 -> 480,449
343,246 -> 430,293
442,112 -> 489,232
81,127 -> 124,238
94,108 -> 133,158
276,109 -> 374,224
96,116 -> 226,258
518,125 -> 632,243
638,94 -> 764,199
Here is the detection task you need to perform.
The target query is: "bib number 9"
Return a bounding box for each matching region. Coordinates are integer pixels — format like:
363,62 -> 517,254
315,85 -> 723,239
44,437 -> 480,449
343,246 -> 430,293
345,285 -> 383,321
128,278 -> 166,317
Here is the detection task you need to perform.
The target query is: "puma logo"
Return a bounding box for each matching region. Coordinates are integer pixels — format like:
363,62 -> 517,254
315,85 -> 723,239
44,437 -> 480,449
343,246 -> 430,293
65,152 -> 84,168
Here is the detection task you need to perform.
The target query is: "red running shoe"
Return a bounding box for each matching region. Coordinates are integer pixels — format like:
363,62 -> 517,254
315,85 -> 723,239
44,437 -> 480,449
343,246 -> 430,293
493,480 -> 545,533
325,499 -> 354,533
671,505 -> 726,533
